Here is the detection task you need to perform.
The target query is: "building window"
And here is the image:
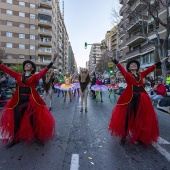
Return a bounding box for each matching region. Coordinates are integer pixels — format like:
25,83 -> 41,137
6,10 -> 13,15
6,0 -> 12,4
30,4 -> 35,8
19,2 -> 25,6
30,55 -> 35,59
19,55 -> 25,59
19,44 -> 25,49
6,43 -> 12,48
30,35 -> 35,39
6,32 -> 13,37
7,21 -> 12,26
30,25 -> 35,29
30,45 -> 35,50
19,12 -> 25,17
19,34 -> 25,38
30,14 -> 35,19
19,23 -> 25,28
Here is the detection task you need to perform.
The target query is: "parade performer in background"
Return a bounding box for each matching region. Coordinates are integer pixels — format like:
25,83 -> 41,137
108,75 -> 119,98
42,68 -> 55,111
72,73 -> 80,97
0,48 -> 57,148
79,68 -> 90,113
90,72 -> 96,99
54,73 -> 64,97
61,72 -> 75,102
109,57 -> 168,146
91,73 -> 108,102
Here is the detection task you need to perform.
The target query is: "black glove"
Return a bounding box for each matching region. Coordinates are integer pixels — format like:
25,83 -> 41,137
112,59 -> 118,64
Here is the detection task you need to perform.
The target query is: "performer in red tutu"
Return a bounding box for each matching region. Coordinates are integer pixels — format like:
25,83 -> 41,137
109,57 -> 168,146
0,48 -> 57,148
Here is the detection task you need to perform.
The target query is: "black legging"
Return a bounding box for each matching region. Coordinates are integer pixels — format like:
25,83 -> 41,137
124,93 -> 141,132
14,100 -> 29,136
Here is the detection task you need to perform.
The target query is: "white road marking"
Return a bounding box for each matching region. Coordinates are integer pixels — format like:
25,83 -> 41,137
70,154 -> 79,170
153,143 -> 170,162
157,137 -> 170,144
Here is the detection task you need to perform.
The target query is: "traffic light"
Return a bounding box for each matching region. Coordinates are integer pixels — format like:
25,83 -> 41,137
58,78 -> 63,83
109,67 -> 114,74
84,42 -> 87,49
59,69 -> 62,74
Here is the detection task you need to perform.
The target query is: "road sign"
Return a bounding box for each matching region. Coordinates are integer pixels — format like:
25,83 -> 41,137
108,62 -> 114,67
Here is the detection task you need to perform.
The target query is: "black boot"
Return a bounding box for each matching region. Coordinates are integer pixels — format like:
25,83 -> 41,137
120,137 -> 126,146
36,138 -> 44,148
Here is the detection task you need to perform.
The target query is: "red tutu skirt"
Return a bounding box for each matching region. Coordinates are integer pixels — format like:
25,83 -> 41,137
0,95 -> 55,142
109,93 -> 159,145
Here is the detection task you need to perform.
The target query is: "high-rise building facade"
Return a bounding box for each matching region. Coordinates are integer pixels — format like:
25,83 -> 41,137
118,0 -> 168,76
89,43 -> 102,73
0,0 -> 69,72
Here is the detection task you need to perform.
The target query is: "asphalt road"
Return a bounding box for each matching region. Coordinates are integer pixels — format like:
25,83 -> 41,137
0,91 -> 170,170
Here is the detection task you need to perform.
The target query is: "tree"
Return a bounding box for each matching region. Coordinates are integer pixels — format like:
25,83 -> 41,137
10,64 -> 23,73
141,0 -> 170,81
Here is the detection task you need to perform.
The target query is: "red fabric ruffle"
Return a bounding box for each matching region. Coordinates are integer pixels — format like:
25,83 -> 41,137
109,93 -> 159,145
0,95 -> 55,142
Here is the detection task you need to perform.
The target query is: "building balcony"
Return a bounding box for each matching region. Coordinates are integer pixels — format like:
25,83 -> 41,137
38,48 -> 52,54
38,19 -> 52,27
39,37 -> 51,41
39,37 -> 52,46
126,47 -> 141,58
119,4 -> 129,16
140,42 -> 154,53
39,28 -> 52,36
39,0 -> 52,8
130,0 -> 146,12
126,43 -> 155,58
127,16 -> 148,32
3,59 -> 25,64
38,8 -> 52,15
126,35 -> 146,46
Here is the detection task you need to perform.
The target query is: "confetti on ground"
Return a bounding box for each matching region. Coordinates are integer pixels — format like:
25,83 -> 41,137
84,151 -> 87,154
91,162 -> 94,165
88,157 -> 92,160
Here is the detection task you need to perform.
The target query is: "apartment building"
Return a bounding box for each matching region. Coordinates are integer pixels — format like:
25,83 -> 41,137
89,43 -> 102,73
103,26 -> 118,57
67,41 -> 77,74
118,0 -> 168,76
0,0 -> 69,72
86,61 -> 90,71
100,26 -> 119,71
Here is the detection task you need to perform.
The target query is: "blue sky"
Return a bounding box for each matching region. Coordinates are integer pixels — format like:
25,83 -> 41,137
63,0 -> 119,68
